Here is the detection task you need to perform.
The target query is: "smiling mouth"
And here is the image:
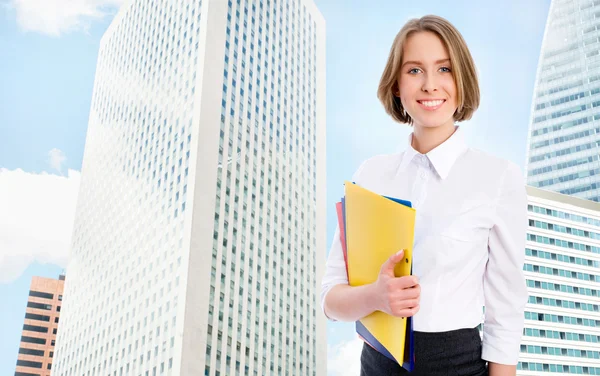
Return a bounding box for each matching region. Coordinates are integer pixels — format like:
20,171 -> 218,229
417,99 -> 446,108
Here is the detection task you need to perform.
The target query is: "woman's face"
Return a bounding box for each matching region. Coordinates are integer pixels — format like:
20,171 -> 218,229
397,31 -> 458,130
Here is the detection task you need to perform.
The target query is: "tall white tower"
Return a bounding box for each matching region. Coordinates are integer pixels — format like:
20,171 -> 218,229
521,0 -> 600,373
525,0 -> 600,201
52,0 -> 327,375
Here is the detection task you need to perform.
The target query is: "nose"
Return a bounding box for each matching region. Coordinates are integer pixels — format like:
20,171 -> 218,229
421,72 -> 438,92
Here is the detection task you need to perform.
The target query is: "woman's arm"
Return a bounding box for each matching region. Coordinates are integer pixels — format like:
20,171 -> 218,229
323,283 -> 380,322
324,250 -> 420,322
321,160 -> 419,322
482,162 -> 529,366
488,362 -> 516,376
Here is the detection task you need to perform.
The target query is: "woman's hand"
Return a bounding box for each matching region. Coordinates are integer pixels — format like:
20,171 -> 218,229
373,250 -> 421,317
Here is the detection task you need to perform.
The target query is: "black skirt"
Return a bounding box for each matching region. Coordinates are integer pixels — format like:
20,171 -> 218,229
360,327 -> 488,376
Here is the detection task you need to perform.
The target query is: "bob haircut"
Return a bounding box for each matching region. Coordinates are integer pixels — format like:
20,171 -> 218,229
377,15 -> 480,125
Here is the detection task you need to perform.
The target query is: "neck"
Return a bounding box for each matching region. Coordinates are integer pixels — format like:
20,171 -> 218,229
411,123 -> 457,154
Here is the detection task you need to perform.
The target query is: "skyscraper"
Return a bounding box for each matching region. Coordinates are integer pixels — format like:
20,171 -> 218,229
523,1 -> 600,373
520,186 -> 600,375
525,0 -> 600,201
52,0 -> 326,375
15,275 -> 65,376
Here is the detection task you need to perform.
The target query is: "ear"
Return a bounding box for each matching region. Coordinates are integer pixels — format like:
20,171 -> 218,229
392,83 -> 400,97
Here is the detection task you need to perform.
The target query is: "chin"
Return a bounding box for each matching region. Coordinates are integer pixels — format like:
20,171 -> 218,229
412,115 -> 454,129
413,120 -> 448,129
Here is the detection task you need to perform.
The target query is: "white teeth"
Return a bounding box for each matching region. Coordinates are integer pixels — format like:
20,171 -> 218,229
420,100 -> 444,107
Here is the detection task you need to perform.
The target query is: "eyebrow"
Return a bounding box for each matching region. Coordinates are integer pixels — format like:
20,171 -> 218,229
401,58 -> 451,68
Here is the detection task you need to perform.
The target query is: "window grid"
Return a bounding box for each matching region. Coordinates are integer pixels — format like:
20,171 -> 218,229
53,0 -> 202,374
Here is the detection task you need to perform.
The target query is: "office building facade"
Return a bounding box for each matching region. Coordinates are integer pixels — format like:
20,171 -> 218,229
525,0 -> 600,201
522,0 -> 600,373
15,275 -> 65,376
518,186 -> 600,374
52,0 -> 326,375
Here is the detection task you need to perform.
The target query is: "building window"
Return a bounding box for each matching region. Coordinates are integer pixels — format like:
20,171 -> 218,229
26,302 -> 51,310
16,359 -> 43,368
18,347 -> 44,357
23,324 -> 48,333
20,336 -> 46,345
25,313 -> 50,322
29,291 -> 54,300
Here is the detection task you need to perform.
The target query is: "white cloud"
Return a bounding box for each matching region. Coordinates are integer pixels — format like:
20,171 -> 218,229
9,0 -> 125,36
327,337 -> 363,376
48,148 -> 67,173
0,168 -> 80,283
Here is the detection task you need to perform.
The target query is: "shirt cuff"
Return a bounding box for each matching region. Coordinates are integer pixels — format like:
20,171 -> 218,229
481,324 -> 523,365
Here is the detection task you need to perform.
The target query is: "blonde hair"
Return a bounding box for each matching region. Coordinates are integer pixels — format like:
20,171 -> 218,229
377,15 -> 480,124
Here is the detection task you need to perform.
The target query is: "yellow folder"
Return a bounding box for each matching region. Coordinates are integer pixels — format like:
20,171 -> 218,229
344,181 -> 416,364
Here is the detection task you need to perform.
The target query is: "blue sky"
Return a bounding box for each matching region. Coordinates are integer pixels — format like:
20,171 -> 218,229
0,0 -> 550,374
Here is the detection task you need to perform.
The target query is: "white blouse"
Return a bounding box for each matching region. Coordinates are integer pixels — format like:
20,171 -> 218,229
321,126 -> 529,365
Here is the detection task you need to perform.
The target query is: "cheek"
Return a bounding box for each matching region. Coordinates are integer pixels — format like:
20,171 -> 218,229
443,78 -> 458,97
398,80 -> 419,103
399,78 -> 418,92
400,93 -> 414,110
399,96 -> 409,111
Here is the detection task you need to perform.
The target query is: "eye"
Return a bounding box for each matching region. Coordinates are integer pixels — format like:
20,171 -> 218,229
408,68 -> 422,74
439,66 -> 452,73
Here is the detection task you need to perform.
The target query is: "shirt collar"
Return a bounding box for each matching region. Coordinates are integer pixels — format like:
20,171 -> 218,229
398,126 -> 468,180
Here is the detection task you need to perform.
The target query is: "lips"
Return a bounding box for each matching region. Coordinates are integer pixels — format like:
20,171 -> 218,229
416,99 -> 446,111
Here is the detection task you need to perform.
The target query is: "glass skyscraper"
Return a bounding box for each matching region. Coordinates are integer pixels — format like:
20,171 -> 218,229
52,0 -> 326,375
525,0 -> 600,201
523,1 -> 600,374
520,187 -> 600,375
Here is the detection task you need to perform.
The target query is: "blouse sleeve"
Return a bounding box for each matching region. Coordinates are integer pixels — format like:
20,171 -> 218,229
482,161 -> 529,365
320,160 -> 368,321
320,225 -> 349,321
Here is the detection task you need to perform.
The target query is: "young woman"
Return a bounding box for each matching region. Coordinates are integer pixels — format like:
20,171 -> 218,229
321,15 -> 528,376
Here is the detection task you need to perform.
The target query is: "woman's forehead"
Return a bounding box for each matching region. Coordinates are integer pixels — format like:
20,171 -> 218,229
402,32 -> 450,62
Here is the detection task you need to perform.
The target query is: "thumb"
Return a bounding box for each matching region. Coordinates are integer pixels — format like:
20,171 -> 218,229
380,249 -> 405,277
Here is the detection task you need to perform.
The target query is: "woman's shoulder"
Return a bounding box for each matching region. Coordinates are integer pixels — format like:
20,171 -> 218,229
464,147 -> 524,184
465,147 -> 520,169
352,152 -> 403,183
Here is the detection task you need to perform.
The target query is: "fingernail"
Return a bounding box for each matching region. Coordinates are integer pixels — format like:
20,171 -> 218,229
396,249 -> 404,256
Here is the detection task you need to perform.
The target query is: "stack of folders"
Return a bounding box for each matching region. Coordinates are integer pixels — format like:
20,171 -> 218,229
336,181 -> 416,371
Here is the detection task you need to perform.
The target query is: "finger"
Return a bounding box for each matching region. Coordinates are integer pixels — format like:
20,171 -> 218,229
406,304 -> 420,316
380,249 -> 405,276
393,304 -> 420,318
403,285 -> 421,300
393,275 -> 419,289
385,283 -> 419,301
393,298 -> 420,310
